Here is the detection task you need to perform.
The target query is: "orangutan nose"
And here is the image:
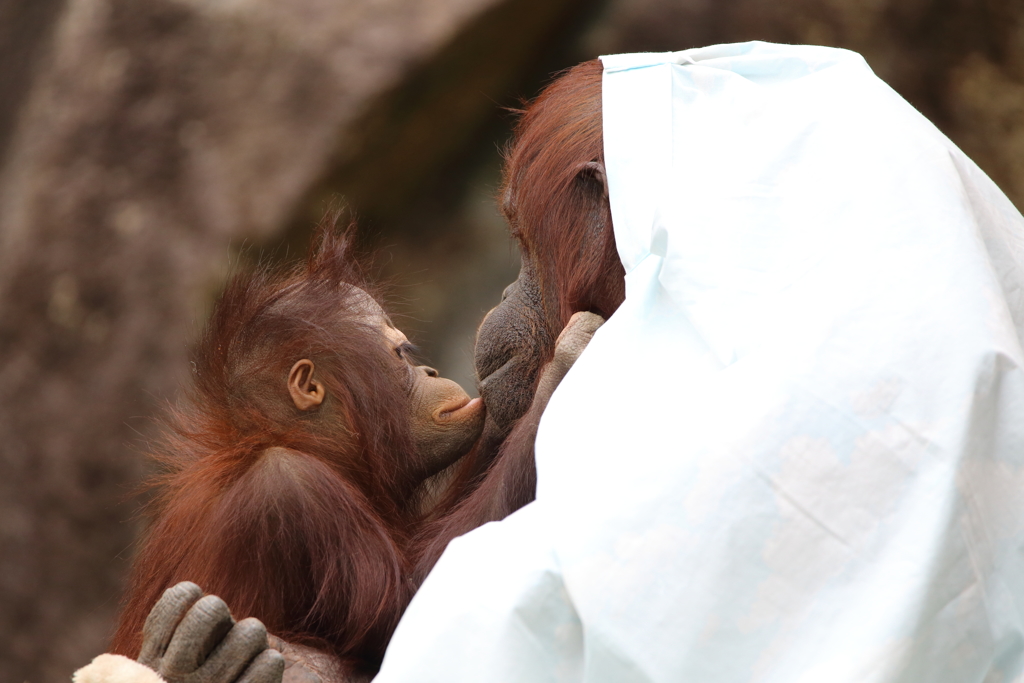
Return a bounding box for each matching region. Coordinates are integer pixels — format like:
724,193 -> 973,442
420,366 -> 439,378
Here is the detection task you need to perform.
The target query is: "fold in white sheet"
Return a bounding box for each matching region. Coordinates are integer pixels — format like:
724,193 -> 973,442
376,42 -> 1024,682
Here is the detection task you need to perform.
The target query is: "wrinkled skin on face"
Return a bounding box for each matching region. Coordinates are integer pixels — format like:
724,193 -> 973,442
474,58 -> 624,437
475,170 -> 623,435
474,259 -> 556,435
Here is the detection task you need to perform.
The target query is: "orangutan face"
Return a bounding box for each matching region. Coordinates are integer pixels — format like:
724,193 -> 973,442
287,289 -> 485,481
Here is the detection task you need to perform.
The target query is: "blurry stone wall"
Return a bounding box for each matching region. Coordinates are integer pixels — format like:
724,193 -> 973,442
1,0 -> 1022,681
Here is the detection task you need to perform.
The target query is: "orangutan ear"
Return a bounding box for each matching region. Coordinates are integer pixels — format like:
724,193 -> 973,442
578,160 -> 609,200
288,359 -> 325,411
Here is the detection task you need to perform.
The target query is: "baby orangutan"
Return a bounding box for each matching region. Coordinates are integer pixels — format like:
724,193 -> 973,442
106,224 -> 486,683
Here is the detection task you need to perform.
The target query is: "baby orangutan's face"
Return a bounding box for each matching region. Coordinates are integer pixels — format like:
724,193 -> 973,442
287,289 -> 485,481
369,297 -> 485,480
380,320 -> 485,479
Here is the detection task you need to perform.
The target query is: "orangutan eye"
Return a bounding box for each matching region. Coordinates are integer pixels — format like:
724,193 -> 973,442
395,342 -> 419,362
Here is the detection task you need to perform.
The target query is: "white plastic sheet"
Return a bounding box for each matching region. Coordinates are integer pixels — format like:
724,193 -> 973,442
375,42 -> 1024,682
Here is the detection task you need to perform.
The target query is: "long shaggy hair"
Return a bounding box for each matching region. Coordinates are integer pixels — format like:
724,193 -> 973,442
502,58 -> 624,325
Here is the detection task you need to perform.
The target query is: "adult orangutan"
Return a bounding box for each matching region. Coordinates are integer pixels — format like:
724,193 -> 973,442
478,57 -> 621,426
76,60 -> 612,683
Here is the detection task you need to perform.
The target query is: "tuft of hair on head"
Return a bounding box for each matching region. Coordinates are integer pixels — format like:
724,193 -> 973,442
156,208 -> 417,505
304,207 -> 375,295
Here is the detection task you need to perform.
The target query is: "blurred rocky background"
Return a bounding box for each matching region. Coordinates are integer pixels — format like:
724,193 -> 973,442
0,0 -> 1021,680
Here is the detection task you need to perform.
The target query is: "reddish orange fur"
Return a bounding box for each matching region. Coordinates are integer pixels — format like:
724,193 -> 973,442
111,221 -> 419,674
502,58 -> 624,326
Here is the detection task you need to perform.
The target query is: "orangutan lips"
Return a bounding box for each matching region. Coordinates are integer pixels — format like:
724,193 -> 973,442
436,396 -> 483,422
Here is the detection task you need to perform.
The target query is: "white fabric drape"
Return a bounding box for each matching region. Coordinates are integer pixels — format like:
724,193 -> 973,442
376,42 -> 1024,683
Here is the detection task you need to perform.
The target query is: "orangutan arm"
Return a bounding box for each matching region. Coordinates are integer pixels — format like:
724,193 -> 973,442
266,637 -> 364,683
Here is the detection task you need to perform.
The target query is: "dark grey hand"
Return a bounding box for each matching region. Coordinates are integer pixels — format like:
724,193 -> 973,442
138,582 -> 285,683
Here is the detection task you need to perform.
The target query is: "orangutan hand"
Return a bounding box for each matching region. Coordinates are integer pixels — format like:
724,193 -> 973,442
533,311 -> 605,410
552,311 -> 605,374
138,582 -> 284,683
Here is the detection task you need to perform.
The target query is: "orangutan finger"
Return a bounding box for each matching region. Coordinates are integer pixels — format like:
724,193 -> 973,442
553,312 -> 605,367
138,582 -> 204,668
558,311 -> 604,347
161,594 -> 235,678
196,618 -> 273,683
236,648 -> 287,683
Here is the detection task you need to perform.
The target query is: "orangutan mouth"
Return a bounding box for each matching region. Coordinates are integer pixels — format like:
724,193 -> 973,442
437,396 -> 483,421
